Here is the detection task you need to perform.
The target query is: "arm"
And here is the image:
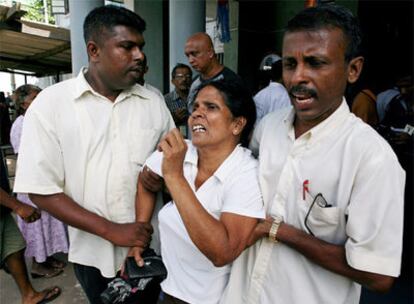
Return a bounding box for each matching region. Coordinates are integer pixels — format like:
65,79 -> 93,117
140,166 -> 163,192
29,192 -> 152,248
0,188 -> 40,223
126,173 -> 158,267
160,129 -> 258,267
248,219 -> 395,293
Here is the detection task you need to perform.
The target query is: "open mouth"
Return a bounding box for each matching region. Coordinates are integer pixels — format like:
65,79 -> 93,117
293,94 -> 314,105
192,124 -> 206,133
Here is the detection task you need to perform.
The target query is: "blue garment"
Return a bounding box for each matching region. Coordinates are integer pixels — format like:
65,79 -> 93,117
217,0 -> 231,43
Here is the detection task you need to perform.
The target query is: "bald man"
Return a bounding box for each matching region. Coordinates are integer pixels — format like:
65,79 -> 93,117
184,32 -> 244,112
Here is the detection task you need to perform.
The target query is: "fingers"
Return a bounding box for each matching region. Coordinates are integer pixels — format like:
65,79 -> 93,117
133,222 -> 153,248
140,167 -> 162,192
159,129 -> 187,156
134,249 -> 145,267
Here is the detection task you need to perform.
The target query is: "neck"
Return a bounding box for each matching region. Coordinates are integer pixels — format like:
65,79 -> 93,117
201,61 -> 223,80
196,141 -> 237,174
84,70 -> 121,102
176,89 -> 189,101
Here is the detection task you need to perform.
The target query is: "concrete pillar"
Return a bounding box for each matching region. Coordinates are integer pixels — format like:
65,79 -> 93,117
134,0 -> 165,93
69,0 -> 103,76
169,0 -> 205,91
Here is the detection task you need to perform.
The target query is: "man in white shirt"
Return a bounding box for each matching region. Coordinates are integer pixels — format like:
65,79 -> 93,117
13,5 -> 175,303
221,5 -> 405,304
254,59 -> 291,124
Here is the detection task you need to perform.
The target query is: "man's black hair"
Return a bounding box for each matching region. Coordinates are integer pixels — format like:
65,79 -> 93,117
172,63 -> 192,78
286,4 -> 362,62
83,5 -> 146,44
196,80 -> 256,148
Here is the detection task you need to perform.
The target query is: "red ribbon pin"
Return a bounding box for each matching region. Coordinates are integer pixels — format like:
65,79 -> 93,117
303,180 -> 309,200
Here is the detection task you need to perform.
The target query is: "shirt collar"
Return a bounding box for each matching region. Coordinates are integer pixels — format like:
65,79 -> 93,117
284,98 -> 350,143
73,67 -> 153,102
185,142 -> 246,184
172,90 -> 181,101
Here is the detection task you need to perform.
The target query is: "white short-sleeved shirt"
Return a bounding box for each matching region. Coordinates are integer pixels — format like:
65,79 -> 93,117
13,69 -> 175,277
253,81 -> 291,124
220,99 -> 405,304
145,141 -> 265,304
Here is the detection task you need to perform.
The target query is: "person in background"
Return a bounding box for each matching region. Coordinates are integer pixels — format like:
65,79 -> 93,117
13,6 -> 174,303
164,63 -> 192,137
221,5 -> 405,304
347,71 -> 379,129
377,85 -> 400,123
134,80 -> 264,304
185,32 -> 244,112
351,88 -> 378,127
1,152 -> 61,304
11,84 -> 69,279
254,59 -> 291,125
0,91 -> 11,145
136,53 -> 164,99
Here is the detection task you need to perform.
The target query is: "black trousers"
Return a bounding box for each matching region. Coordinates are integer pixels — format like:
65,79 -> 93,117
73,263 -> 161,304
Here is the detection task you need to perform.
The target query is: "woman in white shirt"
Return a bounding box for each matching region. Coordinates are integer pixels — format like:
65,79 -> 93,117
132,80 -> 265,304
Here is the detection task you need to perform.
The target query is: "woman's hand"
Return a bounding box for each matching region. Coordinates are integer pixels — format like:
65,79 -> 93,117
158,129 -> 187,179
121,246 -> 146,275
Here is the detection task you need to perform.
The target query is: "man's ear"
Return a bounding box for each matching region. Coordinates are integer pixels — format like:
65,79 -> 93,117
347,56 -> 364,84
86,41 -> 100,62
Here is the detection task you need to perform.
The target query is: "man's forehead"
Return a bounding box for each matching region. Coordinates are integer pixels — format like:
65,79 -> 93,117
176,67 -> 191,74
282,28 -> 345,53
101,25 -> 144,40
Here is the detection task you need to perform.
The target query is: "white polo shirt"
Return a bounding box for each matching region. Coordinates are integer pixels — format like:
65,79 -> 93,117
145,141 -> 265,304
14,69 -> 175,277
220,100 -> 405,304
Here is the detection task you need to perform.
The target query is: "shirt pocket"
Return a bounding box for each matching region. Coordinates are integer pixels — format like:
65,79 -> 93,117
300,195 -> 341,244
128,128 -> 160,166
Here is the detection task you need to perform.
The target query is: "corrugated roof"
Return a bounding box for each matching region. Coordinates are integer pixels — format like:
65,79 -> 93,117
0,4 -> 71,76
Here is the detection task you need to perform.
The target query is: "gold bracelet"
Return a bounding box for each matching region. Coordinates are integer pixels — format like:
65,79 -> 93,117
268,216 -> 282,243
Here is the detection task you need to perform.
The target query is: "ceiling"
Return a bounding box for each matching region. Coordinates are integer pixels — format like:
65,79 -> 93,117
0,4 -> 72,77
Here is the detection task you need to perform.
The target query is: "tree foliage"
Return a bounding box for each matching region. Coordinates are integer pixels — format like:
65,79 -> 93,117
23,0 -> 55,24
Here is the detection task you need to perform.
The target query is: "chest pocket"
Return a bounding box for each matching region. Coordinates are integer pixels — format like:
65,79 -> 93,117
128,128 -> 160,166
298,193 -> 342,244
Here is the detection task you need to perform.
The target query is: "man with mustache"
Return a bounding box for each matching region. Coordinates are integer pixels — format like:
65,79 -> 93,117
13,5 -> 174,303
221,5 -> 405,304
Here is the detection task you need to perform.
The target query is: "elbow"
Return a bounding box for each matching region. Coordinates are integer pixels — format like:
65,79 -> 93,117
208,251 -> 237,268
211,256 -> 231,268
366,276 -> 395,294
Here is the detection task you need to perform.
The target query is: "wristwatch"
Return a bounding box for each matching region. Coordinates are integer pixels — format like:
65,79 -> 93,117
268,216 -> 283,243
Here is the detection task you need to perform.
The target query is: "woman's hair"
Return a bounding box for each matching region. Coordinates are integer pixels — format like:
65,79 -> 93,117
14,84 -> 41,115
196,80 -> 256,147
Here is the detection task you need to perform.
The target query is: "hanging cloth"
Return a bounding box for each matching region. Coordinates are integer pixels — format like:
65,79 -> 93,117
217,0 -> 231,43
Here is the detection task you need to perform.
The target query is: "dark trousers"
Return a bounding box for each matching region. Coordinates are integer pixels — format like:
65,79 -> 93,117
73,263 -> 113,304
73,263 -> 161,304
160,293 -> 189,304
